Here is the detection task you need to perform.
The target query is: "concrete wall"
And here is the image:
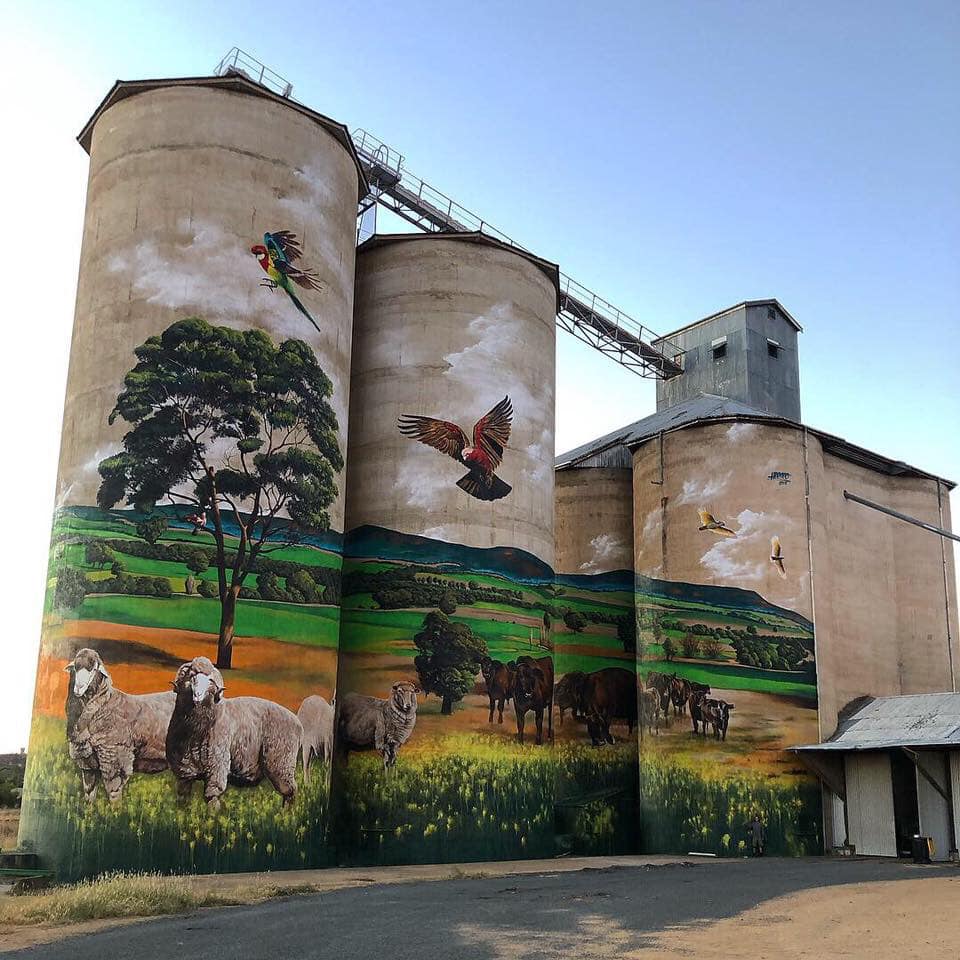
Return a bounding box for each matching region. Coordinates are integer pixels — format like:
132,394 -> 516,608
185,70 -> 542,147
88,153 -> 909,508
809,446 -> 959,735
555,467 -> 634,574
58,83 -> 360,525
655,303 -> 801,421
344,234 -> 558,564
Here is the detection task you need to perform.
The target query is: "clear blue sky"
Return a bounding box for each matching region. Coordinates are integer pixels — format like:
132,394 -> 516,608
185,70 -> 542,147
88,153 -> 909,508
0,0 -> 957,748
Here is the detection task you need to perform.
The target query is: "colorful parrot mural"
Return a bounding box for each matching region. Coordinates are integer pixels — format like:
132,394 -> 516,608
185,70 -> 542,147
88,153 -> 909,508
251,230 -> 324,332
398,395 -> 514,501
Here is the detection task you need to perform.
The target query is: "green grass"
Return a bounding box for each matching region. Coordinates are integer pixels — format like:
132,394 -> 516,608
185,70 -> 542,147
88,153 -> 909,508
19,717 -> 334,881
639,754 -> 822,856
77,595 -> 340,647
640,658 -> 816,699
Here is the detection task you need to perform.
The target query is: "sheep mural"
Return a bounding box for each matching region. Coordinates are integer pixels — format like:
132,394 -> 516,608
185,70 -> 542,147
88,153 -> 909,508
63,648 -> 175,803
298,694 -> 336,781
336,682 -> 419,769
165,657 -> 302,809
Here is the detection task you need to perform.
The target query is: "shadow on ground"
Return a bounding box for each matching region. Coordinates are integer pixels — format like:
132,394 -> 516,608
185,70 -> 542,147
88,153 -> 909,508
5,858 -> 950,959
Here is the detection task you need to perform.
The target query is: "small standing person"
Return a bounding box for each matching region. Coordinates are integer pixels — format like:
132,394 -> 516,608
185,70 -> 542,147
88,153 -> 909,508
749,812 -> 766,857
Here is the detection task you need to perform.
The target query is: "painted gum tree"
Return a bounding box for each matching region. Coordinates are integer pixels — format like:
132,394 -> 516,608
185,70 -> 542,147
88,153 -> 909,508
97,317 -> 342,668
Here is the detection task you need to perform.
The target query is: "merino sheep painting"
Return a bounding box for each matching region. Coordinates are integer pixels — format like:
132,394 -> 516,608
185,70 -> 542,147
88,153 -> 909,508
20,317 -> 348,880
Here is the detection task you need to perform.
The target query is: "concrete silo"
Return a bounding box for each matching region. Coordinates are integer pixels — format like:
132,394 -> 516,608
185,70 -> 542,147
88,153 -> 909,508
334,232 -> 560,865
632,416 -> 822,857
21,74 -> 366,878
553,458 -> 639,855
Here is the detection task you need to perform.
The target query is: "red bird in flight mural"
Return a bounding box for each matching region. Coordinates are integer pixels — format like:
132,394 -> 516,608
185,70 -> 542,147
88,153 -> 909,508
398,396 -> 514,502
250,230 -> 324,333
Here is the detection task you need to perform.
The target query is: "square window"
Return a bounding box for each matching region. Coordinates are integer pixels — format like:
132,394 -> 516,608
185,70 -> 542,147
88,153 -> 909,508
767,341 -> 780,359
713,343 -> 727,360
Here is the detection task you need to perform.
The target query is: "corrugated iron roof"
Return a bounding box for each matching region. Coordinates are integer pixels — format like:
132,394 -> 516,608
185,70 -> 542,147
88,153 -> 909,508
793,693 -> 960,752
554,392 -> 955,487
555,394 -> 764,469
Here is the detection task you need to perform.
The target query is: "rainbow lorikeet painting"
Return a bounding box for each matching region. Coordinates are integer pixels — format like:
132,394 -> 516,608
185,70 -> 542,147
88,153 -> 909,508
251,231 -> 324,333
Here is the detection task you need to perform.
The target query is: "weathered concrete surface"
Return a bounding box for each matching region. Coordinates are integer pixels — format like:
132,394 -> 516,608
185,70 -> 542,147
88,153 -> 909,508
555,468 -> 633,574
808,447 -> 958,735
633,420 -> 814,620
4,858 -> 954,959
58,82 -> 360,523
345,234 -> 558,564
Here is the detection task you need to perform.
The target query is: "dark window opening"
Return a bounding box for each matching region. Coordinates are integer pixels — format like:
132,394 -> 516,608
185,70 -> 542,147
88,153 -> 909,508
767,342 -> 780,359
767,306 -> 776,321
712,343 -> 727,360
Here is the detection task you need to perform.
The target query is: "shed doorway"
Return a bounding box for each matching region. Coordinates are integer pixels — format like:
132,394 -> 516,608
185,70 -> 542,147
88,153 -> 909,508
890,750 -> 920,857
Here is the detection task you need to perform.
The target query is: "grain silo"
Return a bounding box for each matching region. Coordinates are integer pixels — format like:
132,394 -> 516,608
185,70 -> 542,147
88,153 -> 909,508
553,454 -> 639,855
20,74 -> 366,879
333,232 -> 560,865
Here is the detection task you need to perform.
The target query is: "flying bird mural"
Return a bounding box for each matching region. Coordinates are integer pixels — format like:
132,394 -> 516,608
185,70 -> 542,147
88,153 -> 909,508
697,509 -> 736,538
398,396 -> 514,502
770,536 -> 787,578
251,230 -> 324,333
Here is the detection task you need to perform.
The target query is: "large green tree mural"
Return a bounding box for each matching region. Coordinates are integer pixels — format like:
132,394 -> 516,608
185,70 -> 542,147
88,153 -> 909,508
97,317 -> 343,668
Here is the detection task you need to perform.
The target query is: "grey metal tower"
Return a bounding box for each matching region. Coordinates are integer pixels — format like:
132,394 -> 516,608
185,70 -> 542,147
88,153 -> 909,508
653,300 -> 802,420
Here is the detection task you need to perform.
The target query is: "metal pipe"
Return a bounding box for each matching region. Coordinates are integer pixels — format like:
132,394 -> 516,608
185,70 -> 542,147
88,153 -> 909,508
842,490 -> 960,543
936,481 -> 957,691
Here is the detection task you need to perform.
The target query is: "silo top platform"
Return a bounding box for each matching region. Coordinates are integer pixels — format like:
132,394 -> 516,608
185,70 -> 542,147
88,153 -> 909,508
358,231 -> 562,314
76,74 -> 370,200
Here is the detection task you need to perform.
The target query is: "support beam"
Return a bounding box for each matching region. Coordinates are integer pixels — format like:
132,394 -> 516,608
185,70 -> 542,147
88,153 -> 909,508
843,490 -> 960,543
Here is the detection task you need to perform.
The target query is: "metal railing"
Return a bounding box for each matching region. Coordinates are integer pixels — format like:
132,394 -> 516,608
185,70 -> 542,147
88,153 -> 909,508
214,48 -> 293,98
351,128 -> 683,378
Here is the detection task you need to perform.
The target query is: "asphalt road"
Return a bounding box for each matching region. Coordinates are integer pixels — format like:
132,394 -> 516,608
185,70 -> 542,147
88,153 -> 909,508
7,858 -> 948,959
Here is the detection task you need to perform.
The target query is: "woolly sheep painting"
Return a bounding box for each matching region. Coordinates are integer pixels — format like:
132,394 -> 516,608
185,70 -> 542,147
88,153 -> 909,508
20,317 -> 346,879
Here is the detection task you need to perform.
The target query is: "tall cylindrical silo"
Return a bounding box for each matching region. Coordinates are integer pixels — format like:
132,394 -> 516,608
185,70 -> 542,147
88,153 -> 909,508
553,462 -> 638,855
632,418 -> 822,857
21,74 -> 365,879
334,232 -> 559,865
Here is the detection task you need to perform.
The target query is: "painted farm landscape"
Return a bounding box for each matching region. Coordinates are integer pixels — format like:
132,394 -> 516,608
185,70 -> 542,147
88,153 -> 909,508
636,575 -> 822,856
333,526 -> 638,863
21,505 -> 342,879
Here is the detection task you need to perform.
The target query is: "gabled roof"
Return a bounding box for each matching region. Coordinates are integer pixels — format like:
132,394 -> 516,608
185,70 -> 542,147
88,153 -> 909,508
793,693 -> 960,752
555,392 -> 955,488
653,299 -> 803,342
358,232 -> 561,313
77,75 -> 369,200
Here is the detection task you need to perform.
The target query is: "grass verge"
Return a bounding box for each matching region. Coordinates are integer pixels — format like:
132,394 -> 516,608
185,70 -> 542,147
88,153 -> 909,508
0,871 -> 314,927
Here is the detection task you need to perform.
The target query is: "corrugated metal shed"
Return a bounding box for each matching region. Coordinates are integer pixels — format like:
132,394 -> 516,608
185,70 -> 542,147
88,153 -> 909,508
794,693 -> 960,752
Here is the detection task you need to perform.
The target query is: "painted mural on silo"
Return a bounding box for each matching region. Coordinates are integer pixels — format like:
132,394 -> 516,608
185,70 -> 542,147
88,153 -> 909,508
633,420 -> 822,856
332,234 -> 559,865
553,467 -> 639,855
20,76 -> 365,878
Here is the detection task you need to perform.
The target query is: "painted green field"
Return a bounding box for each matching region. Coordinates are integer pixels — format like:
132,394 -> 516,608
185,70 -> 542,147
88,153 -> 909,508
639,754 -> 822,856
640,658 -> 815,699
20,717 -> 333,880
77,595 -> 340,647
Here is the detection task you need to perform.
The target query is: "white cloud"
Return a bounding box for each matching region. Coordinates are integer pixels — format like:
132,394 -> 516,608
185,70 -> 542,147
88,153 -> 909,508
726,422 -> 759,443
395,302 -> 553,511
640,509 -> 659,544
578,532 -> 630,573
699,507 -> 795,583
675,472 -> 731,506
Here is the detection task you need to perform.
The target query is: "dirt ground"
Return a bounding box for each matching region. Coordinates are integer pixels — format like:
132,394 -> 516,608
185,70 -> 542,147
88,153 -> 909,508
640,877 -> 959,959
